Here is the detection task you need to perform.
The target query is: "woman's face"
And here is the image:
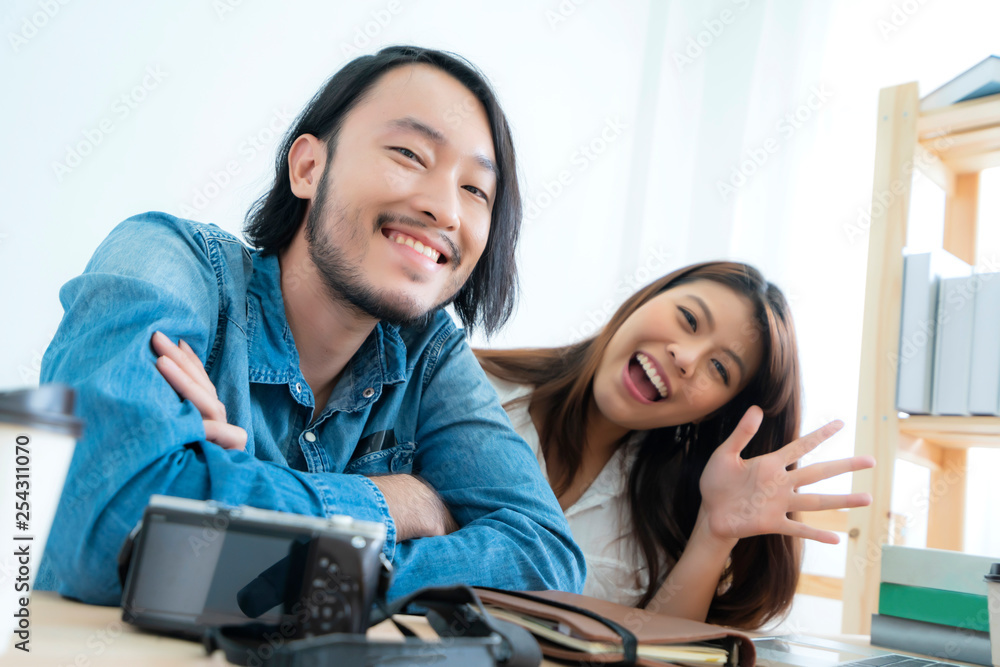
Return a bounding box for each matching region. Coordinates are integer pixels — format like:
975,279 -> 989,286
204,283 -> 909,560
592,279 -> 766,432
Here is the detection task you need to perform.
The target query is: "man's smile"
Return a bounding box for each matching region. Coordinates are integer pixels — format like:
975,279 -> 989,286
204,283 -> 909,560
382,227 -> 448,265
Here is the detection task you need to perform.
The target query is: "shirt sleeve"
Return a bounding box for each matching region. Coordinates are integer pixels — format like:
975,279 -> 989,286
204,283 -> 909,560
39,216 -> 394,605
385,327 -> 587,598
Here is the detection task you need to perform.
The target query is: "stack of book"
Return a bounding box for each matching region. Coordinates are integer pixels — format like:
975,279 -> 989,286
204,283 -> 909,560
872,545 -> 996,666
921,55 -> 1000,111
896,250 -> 1000,415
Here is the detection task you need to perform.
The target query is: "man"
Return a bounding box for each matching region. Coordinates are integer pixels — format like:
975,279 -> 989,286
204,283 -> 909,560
37,46 -> 585,604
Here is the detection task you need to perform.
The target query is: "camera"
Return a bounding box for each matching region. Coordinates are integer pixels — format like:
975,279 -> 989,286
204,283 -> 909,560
119,495 -> 392,639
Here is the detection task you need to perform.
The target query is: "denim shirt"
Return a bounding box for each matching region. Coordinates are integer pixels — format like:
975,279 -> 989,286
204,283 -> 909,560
36,212 -> 585,605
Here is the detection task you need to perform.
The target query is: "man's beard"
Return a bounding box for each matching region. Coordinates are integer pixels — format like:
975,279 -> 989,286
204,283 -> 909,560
304,170 -> 454,328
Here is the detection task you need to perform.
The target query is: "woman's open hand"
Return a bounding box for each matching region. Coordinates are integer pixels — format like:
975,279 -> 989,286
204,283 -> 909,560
698,406 -> 874,544
151,331 -> 248,451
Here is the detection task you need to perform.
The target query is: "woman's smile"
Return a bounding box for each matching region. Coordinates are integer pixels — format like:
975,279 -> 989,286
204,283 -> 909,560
624,351 -> 671,403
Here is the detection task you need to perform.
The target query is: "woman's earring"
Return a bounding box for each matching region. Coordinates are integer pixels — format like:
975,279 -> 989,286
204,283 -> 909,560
674,422 -> 692,444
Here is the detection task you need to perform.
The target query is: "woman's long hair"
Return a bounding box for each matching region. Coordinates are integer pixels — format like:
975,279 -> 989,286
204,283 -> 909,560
475,261 -> 802,628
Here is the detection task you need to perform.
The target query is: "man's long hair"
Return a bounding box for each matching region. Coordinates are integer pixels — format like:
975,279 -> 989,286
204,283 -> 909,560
244,46 -> 521,336
476,261 -> 803,628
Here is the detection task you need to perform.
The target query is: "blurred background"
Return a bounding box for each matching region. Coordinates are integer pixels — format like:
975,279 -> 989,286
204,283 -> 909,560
2,0 -> 999,631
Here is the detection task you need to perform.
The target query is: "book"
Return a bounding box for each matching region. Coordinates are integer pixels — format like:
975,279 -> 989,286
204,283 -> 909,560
896,250 -> 970,414
931,275 -> 978,415
920,55 -> 1000,111
968,273 -> 1000,415
878,582 -> 989,632
871,613 -> 992,666
474,588 -> 754,667
881,545 -> 999,596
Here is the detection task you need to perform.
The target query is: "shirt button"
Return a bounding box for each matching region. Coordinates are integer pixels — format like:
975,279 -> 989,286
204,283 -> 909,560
304,431 -> 317,443
362,387 -> 374,398
295,382 -> 302,393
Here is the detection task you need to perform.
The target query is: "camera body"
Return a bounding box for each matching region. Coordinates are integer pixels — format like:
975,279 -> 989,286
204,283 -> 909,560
120,495 -> 391,639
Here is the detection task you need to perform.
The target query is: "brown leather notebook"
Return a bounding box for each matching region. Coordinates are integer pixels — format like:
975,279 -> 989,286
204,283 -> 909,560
474,588 -> 755,667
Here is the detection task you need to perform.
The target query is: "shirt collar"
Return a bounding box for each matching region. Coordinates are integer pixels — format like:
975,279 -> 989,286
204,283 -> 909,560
247,251 -> 298,384
245,251 -> 408,399
564,438 -> 639,518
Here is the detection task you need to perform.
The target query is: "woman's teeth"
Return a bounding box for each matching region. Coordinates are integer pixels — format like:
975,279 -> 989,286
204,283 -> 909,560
636,352 -> 669,399
391,232 -> 441,262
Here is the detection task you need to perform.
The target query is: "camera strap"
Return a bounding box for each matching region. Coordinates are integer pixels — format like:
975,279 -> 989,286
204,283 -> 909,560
203,584 -> 542,667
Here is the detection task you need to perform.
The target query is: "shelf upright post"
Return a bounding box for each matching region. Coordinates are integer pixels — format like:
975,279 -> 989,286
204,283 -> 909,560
923,170 -> 979,550
842,82 -> 919,635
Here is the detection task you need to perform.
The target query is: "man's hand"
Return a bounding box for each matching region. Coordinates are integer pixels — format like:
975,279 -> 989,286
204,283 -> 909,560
151,331 -> 458,541
698,406 -> 875,544
151,331 -> 249,451
369,474 -> 459,541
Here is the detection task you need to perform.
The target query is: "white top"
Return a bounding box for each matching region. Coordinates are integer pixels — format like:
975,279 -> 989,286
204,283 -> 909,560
489,375 -> 651,606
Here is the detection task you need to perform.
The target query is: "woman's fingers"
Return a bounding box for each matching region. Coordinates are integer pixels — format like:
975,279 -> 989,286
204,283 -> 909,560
779,517 -> 841,545
718,406 -> 764,457
203,420 -> 248,451
156,355 -> 225,422
779,420 -> 844,467
789,491 -> 873,513
794,455 -> 876,488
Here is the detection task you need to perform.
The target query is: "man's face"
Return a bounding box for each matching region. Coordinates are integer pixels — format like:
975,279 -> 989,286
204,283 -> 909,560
304,64 -> 497,324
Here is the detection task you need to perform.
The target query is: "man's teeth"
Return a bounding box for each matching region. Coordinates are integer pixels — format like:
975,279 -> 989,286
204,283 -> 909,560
392,233 -> 441,262
636,352 -> 669,399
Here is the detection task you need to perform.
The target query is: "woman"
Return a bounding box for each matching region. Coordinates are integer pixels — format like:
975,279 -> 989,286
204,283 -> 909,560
475,261 -> 874,628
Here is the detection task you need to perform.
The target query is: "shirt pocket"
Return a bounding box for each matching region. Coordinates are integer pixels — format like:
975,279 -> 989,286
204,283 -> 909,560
344,441 -> 416,476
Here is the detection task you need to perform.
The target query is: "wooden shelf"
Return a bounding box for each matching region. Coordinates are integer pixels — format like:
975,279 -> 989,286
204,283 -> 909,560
843,80 -> 1000,636
918,94 -> 1000,172
917,93 -> 1000,140
898,415 -> 1000,448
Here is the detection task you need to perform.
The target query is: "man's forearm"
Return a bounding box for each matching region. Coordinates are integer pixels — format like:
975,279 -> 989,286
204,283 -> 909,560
369,474 -> 458,541
387,506 -> 586,600
44,441 -> 396,605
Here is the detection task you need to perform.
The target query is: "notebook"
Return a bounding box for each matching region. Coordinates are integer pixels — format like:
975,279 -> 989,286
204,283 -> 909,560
475,588 -> 755,666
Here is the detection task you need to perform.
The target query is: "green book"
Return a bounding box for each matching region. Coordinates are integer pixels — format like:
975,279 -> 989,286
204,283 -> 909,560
878,582 -> 989,632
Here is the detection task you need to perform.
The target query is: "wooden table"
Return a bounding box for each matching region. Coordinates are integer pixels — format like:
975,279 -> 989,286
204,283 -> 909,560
2,591 -> 560,666
4,592 -> 985,666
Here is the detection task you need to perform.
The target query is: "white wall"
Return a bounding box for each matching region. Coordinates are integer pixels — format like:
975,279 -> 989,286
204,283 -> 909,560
2,0 -> 999,631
